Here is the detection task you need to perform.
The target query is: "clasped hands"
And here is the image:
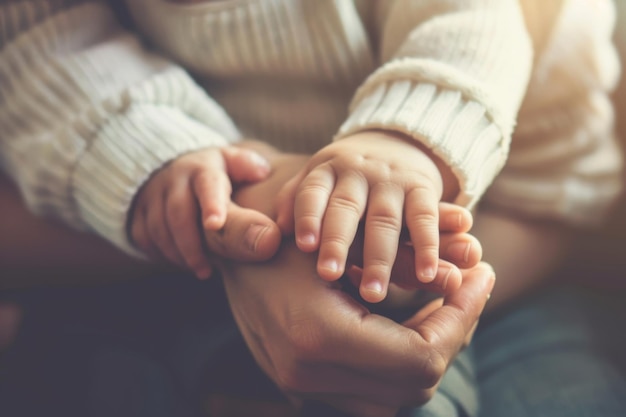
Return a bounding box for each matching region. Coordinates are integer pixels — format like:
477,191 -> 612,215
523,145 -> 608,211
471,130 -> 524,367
130,136 -> 495,417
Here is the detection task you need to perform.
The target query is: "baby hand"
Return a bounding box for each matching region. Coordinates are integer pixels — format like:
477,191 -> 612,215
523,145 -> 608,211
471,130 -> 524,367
130,146 -> 274,279
345,202 -> 482,297
276,130 -> 459,303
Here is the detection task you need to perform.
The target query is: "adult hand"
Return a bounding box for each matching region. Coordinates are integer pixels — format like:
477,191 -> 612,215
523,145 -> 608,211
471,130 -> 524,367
222,153 -> 495,416
221,243 -> 494,417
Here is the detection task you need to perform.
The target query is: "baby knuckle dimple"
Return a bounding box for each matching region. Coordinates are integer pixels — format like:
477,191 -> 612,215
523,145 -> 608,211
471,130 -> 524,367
368,211 -> 402,232
328,193 -> 362,216
407,211 -> 438,227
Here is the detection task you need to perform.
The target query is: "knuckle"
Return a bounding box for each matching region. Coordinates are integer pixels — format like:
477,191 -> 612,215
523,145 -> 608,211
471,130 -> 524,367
404,332 -> 446,388
298,178 -> 331,196
320,233 -> 351,252
407,211 -> 438,226
420,351 -> 446,388
368,212 -> 402,232
328,194 -> 361,216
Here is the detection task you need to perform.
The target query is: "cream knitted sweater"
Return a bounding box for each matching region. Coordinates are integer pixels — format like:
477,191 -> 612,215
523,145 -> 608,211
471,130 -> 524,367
0,0 -> 621,255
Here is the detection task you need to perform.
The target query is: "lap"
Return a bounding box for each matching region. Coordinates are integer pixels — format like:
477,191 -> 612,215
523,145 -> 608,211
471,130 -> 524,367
0,273 -> 279,417
474,285 -> 626,417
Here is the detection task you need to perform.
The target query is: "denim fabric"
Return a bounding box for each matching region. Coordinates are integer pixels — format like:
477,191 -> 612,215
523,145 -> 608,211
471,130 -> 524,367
474,286 -> 626,417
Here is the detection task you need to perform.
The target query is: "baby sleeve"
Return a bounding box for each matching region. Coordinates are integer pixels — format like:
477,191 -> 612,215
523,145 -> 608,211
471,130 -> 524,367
336,0 -> 533,209
482,0 -> 622,226
0,1 -> 240,255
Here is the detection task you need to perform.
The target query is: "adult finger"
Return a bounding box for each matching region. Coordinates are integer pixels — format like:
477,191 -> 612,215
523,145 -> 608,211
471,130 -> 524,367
165,178 -> 213,279
204,202 -> 281,262
438,202 -> 473,233
403,262 -> 495,360
440,233 -> 482,270
322,264 -> 494,384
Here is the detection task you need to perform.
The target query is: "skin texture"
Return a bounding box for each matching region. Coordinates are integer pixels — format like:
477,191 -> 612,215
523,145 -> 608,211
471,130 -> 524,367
276,130 -> 460,303
223,151 -> 494,416
0,148 -> 495,417
130,146 -> 279,279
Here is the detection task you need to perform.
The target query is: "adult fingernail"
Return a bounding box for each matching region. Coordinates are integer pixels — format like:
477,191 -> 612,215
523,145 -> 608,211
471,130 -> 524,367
250,152 -> 271,173
446,242 -> 471,263
244,224 -> 269,253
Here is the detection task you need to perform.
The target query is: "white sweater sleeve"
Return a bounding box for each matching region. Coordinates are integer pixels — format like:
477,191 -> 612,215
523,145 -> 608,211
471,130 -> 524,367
483,0 -> 622,226
0,2 -> 240,255
337,0 -> 533,209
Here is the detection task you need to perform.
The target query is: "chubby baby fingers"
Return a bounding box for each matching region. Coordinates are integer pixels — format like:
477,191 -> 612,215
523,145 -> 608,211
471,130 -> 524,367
130,206 -> 162,261
165,179 -> 214,280
192,166 -> 232,230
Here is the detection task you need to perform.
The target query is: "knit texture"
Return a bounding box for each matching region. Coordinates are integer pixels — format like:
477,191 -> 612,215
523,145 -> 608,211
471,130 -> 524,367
0,0 -> 622,254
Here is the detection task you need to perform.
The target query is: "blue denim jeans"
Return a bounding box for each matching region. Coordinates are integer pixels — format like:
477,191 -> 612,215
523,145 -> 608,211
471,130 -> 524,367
474,285 -> 626,417
1,275 -> 624,417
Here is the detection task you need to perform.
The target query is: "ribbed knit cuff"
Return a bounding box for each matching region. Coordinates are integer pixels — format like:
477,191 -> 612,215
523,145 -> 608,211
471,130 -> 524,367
337,79 -> 508,209
72,105 -> 232,256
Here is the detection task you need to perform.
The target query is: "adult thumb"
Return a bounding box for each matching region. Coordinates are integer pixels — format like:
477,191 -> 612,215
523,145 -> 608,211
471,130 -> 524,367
204,202 -> 281,262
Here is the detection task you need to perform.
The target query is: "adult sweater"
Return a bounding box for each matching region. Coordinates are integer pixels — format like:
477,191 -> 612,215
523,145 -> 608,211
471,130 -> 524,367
0,0 -> 621,254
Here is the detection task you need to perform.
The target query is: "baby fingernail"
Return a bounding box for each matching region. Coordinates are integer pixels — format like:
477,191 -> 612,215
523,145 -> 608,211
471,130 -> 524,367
320,259 -> 339,274
421,267 -> 436,282
298,233 -> 316,246
205,214 -> 222,228
363,280 -> 383,295
250,152 -> 270,172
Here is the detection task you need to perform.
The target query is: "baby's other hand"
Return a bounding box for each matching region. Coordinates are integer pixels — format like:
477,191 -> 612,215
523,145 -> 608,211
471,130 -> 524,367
276,130 -> 459,303
130,146 -> 277,279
